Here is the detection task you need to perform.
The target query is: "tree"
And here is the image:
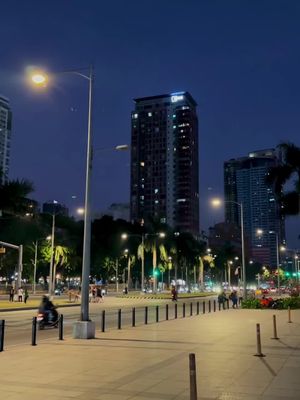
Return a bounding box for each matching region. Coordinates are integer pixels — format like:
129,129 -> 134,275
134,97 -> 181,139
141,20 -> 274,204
0,179 -> 35,216
267,142 -> 300,215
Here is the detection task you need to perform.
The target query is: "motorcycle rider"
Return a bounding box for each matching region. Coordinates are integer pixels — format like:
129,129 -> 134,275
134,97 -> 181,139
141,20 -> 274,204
38,295 -> 58,323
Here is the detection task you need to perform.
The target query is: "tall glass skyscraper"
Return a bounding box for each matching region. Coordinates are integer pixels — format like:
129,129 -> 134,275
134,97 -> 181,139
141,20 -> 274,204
0,96 -> 12,184
130,92 -> 199,235
224,149 -> 285,267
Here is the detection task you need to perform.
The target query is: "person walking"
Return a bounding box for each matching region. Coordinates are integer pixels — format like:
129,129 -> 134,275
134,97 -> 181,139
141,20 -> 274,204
217,290 -> 227,310
229,290 -> 238,309
17,287 -> 23,302
9,286 -> 15,302
24,288 -> 29,304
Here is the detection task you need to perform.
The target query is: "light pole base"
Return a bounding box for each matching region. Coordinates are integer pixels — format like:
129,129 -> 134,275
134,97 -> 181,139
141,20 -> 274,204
73,321 -> 95,339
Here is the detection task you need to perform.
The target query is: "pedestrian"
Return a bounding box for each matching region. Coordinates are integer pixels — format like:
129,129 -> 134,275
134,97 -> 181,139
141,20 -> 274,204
17,287 -> 23,302
217,290 -> 227,310
229,291 -> 238,309
24,288 -> 29,304
96,287 -> 103,302
92,286 -> 96,302
171,286 -> 177,301
9,286 -> 15,302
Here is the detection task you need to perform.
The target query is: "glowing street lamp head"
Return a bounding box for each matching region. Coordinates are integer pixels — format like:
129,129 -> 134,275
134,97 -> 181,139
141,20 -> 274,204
159,232 -> 166,238
211,198 -> 222,208
27,67 -> 49,87
256,229 -> 263,236
76,208 -> 85,215
32,73 -> 47,84
121,233 -> 128,240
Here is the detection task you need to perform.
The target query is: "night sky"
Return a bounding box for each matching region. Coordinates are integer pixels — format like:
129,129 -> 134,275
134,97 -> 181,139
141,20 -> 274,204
1,1 -> 299,246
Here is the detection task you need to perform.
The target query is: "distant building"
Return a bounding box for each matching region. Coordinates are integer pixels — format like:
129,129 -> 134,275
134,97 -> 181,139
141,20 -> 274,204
0,96 -> 12,184
130,92 -> 199,235
42,201 -> 69,217
105,203 -> 130,221
224,149 -> 285,267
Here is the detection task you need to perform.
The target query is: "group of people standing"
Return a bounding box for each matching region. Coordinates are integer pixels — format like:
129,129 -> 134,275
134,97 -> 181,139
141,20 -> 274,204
9,286 -> 29,303
89,286 -> 104,303
218,290 -> 239,309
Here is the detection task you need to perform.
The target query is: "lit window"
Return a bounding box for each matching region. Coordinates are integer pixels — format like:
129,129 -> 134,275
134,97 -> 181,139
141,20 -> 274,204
155,200 -> 159,204
148,112 -> 152,117
173,125 -> 176,129
140,161 -> 145,167
132,113 -> 138,119
154,188 -> 159,194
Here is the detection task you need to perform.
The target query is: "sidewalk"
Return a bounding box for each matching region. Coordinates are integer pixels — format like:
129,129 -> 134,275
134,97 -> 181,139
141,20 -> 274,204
0,308 -> 299,399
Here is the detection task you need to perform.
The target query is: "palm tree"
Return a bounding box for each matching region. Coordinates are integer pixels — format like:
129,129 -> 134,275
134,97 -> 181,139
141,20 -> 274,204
267,142 -> 300,215
0,179 -> 35,216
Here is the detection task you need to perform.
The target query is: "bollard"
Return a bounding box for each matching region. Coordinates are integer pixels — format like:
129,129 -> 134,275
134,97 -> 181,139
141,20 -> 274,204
218,301 -> 221,311
202,301 -> 206,314
32,317 -> 37,346
288,306 -> 292,323
254,323 -> 265,357
190,302 -> 193,316
0,320 -> 4,352
189,353 -> 198,400
145,306 -> 148,325
213,299 -> 216,312
208,300 -> 211,313
101,310 -> 106,332
196,301 -> 199,315
156,305 -> 159,323
175,303 -> 178,319
227,299 -> 229,309
166,304 -> 169,320
118,309 -> 122,329
183,303 -> 186,318
271,315 -> 279,340
59,314 -> 64,340
132,307 -> 136,327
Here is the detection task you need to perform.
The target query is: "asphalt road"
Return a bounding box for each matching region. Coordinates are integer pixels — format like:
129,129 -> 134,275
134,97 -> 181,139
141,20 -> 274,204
0,296 -> 216,348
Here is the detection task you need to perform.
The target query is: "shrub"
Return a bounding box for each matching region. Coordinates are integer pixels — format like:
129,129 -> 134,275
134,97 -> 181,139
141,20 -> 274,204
241,299 -> 261,309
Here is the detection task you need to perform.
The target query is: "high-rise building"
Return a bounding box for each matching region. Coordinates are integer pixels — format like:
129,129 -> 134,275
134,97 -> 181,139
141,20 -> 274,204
130,92 -> 199,235
0,96 -> 12,184
224,149 -> 285,267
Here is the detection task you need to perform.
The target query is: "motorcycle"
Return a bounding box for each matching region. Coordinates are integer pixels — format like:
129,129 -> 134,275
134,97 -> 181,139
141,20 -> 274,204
37,308 -> 59,330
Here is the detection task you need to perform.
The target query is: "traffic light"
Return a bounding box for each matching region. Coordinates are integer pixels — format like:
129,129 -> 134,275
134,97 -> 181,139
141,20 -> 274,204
285,272 -> 290,277
153,269 -> 159,276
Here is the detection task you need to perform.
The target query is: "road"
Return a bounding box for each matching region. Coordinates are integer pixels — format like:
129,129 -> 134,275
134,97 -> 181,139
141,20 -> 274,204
0,296 -> 216,348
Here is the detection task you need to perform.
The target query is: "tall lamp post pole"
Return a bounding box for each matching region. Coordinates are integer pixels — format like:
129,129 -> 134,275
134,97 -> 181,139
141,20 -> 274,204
211,198 -> 247,299
49,212 -> 55,296
30,65 -> 94,336
240,202 -> 246,298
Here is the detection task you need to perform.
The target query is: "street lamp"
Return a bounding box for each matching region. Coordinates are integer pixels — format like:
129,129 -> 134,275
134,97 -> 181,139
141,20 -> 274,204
30,65 -> 95,338
121,232 -> 165,293
33,236 -> 51,294
257,229 -> 282,293
211,197 -> 247,299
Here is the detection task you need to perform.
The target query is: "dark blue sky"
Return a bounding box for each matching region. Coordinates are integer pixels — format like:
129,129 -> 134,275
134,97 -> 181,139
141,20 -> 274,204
1,0 -> 299,246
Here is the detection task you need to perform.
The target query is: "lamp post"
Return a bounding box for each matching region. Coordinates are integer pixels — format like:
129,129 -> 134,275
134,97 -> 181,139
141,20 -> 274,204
121,233 -> 145,293
121,232 -> 165,293
211,198 -> 247,299
33,236 -> 51,294
30,65 -> 95,338
257,229 -> 281,293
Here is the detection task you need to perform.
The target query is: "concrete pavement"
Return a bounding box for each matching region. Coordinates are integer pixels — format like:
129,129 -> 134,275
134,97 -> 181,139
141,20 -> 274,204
0,307 -> 299,399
